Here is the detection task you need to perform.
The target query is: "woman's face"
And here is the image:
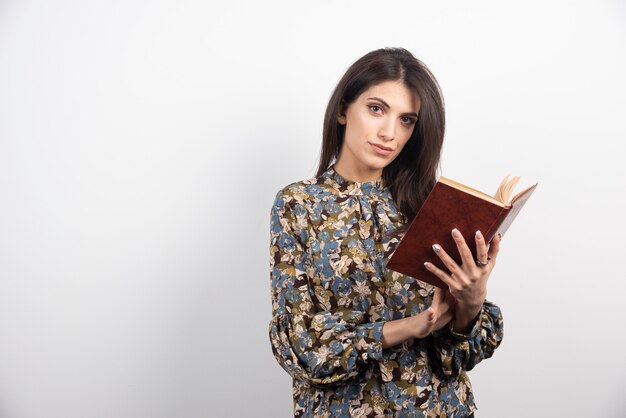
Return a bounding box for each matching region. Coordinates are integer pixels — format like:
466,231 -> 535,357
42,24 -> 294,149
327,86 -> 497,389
336,79 -> 420,181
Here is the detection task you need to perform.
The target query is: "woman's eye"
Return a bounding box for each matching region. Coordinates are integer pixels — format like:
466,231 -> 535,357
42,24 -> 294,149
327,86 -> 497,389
368,105 -> 382,113
401,116 -> 416,125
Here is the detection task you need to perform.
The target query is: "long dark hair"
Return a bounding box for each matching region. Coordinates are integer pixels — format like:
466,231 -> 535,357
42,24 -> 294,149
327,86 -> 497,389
316,47 -> 446,233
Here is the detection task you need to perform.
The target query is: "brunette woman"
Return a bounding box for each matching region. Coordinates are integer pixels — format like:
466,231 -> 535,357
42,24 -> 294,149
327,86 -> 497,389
268,47 -> 503,417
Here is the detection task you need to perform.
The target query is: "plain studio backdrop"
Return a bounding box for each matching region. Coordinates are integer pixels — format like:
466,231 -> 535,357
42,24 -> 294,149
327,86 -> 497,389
1,0 -> 625,417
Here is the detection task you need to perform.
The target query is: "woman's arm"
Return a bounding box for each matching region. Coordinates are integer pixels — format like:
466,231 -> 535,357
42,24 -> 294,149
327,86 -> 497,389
424,229 -> 505,376
268,190 -> 441,387
430,300 -> 504,376
269,190 -> 382,387
381,313 -> 428,349
382,315 -> 423,349
383,286 -> 455,348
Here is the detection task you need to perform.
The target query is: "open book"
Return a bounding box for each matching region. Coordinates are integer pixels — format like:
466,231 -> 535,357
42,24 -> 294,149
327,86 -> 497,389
386,174 -> 538,289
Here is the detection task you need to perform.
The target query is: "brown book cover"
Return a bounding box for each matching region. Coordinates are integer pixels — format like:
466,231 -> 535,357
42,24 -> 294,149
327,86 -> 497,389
386,175 -> 538,289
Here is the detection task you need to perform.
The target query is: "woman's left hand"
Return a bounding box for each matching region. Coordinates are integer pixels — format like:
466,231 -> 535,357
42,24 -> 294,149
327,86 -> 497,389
424,229 -> 502,332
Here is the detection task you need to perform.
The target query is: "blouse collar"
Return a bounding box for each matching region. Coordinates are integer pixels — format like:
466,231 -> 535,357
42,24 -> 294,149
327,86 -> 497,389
322,164 -> 385,196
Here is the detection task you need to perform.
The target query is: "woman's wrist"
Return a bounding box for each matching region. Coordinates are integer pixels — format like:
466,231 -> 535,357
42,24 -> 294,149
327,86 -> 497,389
408,312 -> 431,339
381,317 -> 413,349
381,313 -> 433,349
452,302 -> 483,334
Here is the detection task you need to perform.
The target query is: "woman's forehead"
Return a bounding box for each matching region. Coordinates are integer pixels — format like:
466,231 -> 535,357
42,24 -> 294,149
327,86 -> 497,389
359,80 -> 421,111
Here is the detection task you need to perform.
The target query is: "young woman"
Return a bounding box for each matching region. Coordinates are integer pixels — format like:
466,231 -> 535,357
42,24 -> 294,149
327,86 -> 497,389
268,47 -> 504,418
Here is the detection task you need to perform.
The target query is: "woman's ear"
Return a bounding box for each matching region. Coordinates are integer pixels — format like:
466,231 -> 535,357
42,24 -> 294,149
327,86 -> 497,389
337,101 -> 347,125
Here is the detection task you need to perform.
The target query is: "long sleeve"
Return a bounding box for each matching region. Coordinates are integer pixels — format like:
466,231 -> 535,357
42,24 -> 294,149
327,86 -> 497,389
429,300 -> 504,377
268,190 -> 385,388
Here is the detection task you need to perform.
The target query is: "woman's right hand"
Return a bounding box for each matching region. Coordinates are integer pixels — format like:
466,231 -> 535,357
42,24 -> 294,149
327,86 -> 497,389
382,288 -> 456,348
410,287 -> 455,339
430,286 -> 455,332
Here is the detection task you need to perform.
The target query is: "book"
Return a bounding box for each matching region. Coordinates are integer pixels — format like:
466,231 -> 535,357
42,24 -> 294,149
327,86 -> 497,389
386,174 -> 538,289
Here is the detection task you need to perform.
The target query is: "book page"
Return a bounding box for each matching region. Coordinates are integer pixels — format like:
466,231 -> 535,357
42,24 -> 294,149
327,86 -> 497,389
495,174 -> 521,205
438,177 -> 505,207
440,175 -> 535,207
511,182 -> 539,204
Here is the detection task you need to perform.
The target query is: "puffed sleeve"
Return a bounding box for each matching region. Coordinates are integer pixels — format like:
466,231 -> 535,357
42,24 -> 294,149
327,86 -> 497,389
268,190 -> 385,388
429,300 -> 504,377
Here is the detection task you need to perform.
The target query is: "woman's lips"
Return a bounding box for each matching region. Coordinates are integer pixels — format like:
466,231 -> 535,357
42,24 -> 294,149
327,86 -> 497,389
371,143 -> 393,156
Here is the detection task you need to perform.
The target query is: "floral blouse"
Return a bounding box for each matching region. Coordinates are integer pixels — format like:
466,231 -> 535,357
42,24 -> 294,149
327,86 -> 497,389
268,164 -> 504,418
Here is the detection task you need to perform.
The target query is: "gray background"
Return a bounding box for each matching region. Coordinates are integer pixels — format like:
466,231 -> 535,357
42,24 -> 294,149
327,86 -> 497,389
1,0 -> 625,417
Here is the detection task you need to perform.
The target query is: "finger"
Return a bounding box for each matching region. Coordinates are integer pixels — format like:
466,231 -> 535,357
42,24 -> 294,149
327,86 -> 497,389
433,309 -> 454,332
475,230 -> 489,264
425,307 -> 436,324
431,286 -> 443,309
437,299 -> 451,316
424,261 -> 457,290
441,290 -> 457,315
451,228 -> 475,267
433,289 -> 451,316
487,233 -> 501,262
417,308 -> 438,338
431,243 -> 461,276
426,309 -> 439,334
439,310 -> 454,325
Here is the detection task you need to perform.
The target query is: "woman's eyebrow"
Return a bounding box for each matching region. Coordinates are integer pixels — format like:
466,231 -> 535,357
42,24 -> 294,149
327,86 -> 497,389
367,97 -> 419,117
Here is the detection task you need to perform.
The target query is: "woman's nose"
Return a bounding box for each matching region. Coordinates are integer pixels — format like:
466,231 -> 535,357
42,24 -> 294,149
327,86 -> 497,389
378,118 -> 395,140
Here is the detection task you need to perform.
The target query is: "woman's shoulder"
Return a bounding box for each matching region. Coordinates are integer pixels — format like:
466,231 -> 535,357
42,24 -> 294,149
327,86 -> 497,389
273,172 -> 336,207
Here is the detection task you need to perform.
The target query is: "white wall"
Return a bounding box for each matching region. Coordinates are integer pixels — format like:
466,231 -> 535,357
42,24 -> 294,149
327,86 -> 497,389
1,0 -> 624,417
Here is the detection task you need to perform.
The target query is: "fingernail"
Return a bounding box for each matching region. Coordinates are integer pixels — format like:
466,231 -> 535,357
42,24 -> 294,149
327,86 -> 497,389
432,244 -> 441,252
475,230 -> 482,239
452,228 -> 461,238
424,261 -> 431,268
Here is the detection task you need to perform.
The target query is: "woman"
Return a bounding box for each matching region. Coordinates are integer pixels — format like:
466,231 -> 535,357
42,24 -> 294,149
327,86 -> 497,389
268,47 -> 504,418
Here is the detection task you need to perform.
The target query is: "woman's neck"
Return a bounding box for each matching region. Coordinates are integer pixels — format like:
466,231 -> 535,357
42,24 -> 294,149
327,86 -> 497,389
333,161 -> 383,183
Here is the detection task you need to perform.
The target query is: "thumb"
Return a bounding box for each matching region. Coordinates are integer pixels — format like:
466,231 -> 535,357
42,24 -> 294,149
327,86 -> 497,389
431,287 -> 443,311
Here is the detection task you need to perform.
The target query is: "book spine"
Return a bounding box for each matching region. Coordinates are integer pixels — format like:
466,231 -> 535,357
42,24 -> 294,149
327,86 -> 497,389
485,206 -> 510,243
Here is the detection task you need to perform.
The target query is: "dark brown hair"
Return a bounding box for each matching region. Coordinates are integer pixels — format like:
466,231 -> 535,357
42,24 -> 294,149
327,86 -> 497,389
316,47 -> 446,233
